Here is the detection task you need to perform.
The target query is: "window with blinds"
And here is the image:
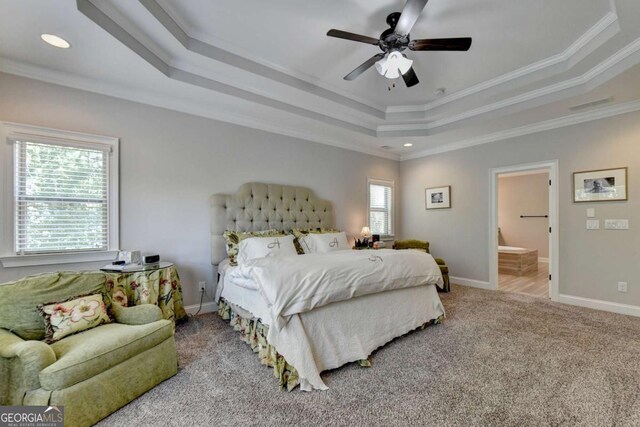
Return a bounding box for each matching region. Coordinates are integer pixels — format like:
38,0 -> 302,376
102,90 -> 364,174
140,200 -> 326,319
368,179 -> 394,236
13,140 -> 110,255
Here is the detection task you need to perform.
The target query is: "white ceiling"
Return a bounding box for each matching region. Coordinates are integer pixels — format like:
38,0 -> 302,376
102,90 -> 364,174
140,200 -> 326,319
156,0 -> 612,106
0,0 -> 639,160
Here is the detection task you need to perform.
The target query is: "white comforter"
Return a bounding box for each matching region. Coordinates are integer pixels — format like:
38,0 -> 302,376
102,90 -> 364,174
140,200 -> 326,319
224,249 -> 445,391
227,249 -> 444,332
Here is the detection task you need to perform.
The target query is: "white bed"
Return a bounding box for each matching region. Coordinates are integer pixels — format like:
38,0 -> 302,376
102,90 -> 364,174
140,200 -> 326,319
211,183 -> 445,391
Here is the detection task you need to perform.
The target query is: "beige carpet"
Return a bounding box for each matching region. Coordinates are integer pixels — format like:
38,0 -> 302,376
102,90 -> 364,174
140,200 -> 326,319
98,285 -> 640,426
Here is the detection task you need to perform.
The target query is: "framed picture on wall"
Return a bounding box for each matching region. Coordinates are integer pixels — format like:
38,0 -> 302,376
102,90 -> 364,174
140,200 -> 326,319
425,186 -> 451,209
573,167 -> 628,202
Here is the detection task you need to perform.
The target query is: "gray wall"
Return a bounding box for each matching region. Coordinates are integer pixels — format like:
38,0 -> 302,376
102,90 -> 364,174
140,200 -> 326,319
401,111 -> 640,305
4,70 -> 639,310
0,73 -> 400,307
498,173 -> 550,257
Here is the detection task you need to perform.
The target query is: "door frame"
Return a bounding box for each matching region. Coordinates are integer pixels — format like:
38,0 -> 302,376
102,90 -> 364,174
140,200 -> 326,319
489,160 -> 559,301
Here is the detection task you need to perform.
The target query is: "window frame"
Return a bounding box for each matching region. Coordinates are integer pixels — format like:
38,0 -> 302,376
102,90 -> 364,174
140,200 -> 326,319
1,122 -> 119,267
367,177 -> 395,239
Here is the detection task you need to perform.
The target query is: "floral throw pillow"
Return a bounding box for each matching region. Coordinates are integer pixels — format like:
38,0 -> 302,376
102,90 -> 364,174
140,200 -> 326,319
223,229 -> 284,266
38,293 -> 111,343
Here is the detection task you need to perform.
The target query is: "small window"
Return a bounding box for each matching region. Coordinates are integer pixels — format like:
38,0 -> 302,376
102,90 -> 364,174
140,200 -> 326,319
2,123 -> 119,262
367,178 -> 394,237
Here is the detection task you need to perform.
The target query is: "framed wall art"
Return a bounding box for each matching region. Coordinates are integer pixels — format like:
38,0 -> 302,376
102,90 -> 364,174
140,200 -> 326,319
573,167 -> 627,203
425,186 -> 451,209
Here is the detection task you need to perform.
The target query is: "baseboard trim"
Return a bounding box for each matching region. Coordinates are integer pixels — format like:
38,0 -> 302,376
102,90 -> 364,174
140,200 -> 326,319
182,290 -> 640,318
538,257 -> 549,264
558,294 -> 640,317
450,276 -> 494,290
184,301 -> 218,316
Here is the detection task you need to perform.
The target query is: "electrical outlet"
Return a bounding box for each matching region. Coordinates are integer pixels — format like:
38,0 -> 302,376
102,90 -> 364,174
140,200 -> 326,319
199,281 -> 206,292
618,282 -> 628,293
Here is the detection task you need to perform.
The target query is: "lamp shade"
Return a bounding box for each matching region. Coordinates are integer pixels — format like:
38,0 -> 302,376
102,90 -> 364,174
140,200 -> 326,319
360,226 -> 372,237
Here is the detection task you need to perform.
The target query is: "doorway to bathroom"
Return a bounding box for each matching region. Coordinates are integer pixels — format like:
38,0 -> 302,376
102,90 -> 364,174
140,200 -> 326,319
498,169 -> 549,298
489,161 -> 559,301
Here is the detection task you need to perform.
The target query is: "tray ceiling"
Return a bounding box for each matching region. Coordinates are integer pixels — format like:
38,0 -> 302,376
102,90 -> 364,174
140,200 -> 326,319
0,0 -> 639,160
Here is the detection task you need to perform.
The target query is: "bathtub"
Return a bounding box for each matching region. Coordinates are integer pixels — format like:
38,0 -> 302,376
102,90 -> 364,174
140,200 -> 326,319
499,245 -> 530,253
498,246 -> 538,275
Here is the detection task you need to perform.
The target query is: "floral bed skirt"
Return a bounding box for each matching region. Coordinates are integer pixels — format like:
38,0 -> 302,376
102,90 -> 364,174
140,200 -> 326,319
218,299 -> 444,391
218,300 -> 301,390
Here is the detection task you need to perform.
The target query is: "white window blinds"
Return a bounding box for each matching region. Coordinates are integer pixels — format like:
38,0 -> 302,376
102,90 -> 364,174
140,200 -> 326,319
368,180 -> 393,236
14,140 -> 110,254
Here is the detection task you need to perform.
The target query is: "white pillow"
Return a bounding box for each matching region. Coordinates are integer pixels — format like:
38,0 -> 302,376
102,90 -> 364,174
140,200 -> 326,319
304,232 -> 350,253
236,234 -> 298,265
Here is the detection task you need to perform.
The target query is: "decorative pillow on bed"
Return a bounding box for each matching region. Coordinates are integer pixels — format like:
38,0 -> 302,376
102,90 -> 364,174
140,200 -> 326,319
301,231 -> 350,254
37,293 -> 111,343
223,229 -> 284,266
237,234 -> 298,265
291,228 -> 340,254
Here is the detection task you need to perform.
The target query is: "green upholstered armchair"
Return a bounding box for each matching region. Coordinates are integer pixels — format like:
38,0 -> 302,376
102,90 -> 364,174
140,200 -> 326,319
393,240 -> 450,292
0,272 -> 178,427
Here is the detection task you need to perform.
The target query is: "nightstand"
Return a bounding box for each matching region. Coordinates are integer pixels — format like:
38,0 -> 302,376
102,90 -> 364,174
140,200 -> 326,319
102,262 -> 187,322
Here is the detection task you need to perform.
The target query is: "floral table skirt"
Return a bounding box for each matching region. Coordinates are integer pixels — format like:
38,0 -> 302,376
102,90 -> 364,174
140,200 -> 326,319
105,265 -> 187,322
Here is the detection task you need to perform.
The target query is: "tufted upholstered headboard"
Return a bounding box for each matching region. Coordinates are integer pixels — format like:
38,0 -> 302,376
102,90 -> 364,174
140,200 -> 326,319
210,183 -> 335,265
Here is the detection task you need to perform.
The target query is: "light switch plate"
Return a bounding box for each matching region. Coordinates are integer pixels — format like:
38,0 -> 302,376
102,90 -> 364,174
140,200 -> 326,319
605,219 -> 629,230
586,208 -> 595,218
586,219 -> 600,230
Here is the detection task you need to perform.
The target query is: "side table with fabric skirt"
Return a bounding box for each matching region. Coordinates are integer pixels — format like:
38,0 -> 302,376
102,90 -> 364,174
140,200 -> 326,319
104,262 -> 188,322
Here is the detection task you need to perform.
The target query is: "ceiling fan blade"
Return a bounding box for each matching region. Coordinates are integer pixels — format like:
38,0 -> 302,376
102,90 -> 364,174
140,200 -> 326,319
409,37 -> 472,51
402,67 -> 420,87
394,0 -> 429,36
344,53 -> 386,81
327,29 -> 380,45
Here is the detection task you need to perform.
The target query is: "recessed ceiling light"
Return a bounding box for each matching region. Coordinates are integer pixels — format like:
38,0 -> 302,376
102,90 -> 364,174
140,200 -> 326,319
41,34 -> 71,49
403,143 -> 413,148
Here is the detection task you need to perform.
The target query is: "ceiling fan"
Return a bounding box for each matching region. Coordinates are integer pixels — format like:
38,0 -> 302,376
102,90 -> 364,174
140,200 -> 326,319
327,0 -> 472,88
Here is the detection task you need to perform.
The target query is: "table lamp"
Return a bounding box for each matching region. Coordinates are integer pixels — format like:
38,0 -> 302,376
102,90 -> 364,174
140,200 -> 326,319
360,226 -> 372,247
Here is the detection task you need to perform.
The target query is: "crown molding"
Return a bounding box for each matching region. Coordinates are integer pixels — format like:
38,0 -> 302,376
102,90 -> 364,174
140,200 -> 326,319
3,0 -> 634,163
139,0 -> 618,121
137,0 -> 387,119
80,0 -> 632,139
400,99 -> 640,161
85,0 -> 173,66
378,36 -> 640,136
3,58 -> 638,164
387,7 -> 620,114
0,59 -> 399,161
77,0 -> 171,77
76,0 -> 378,137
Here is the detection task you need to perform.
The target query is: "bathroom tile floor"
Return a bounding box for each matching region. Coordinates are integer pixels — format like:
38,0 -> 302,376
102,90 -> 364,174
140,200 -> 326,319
498,262 -> 549,298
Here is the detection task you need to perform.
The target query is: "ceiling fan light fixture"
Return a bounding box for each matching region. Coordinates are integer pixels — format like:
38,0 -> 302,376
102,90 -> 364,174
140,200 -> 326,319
375,51 -> 413,79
